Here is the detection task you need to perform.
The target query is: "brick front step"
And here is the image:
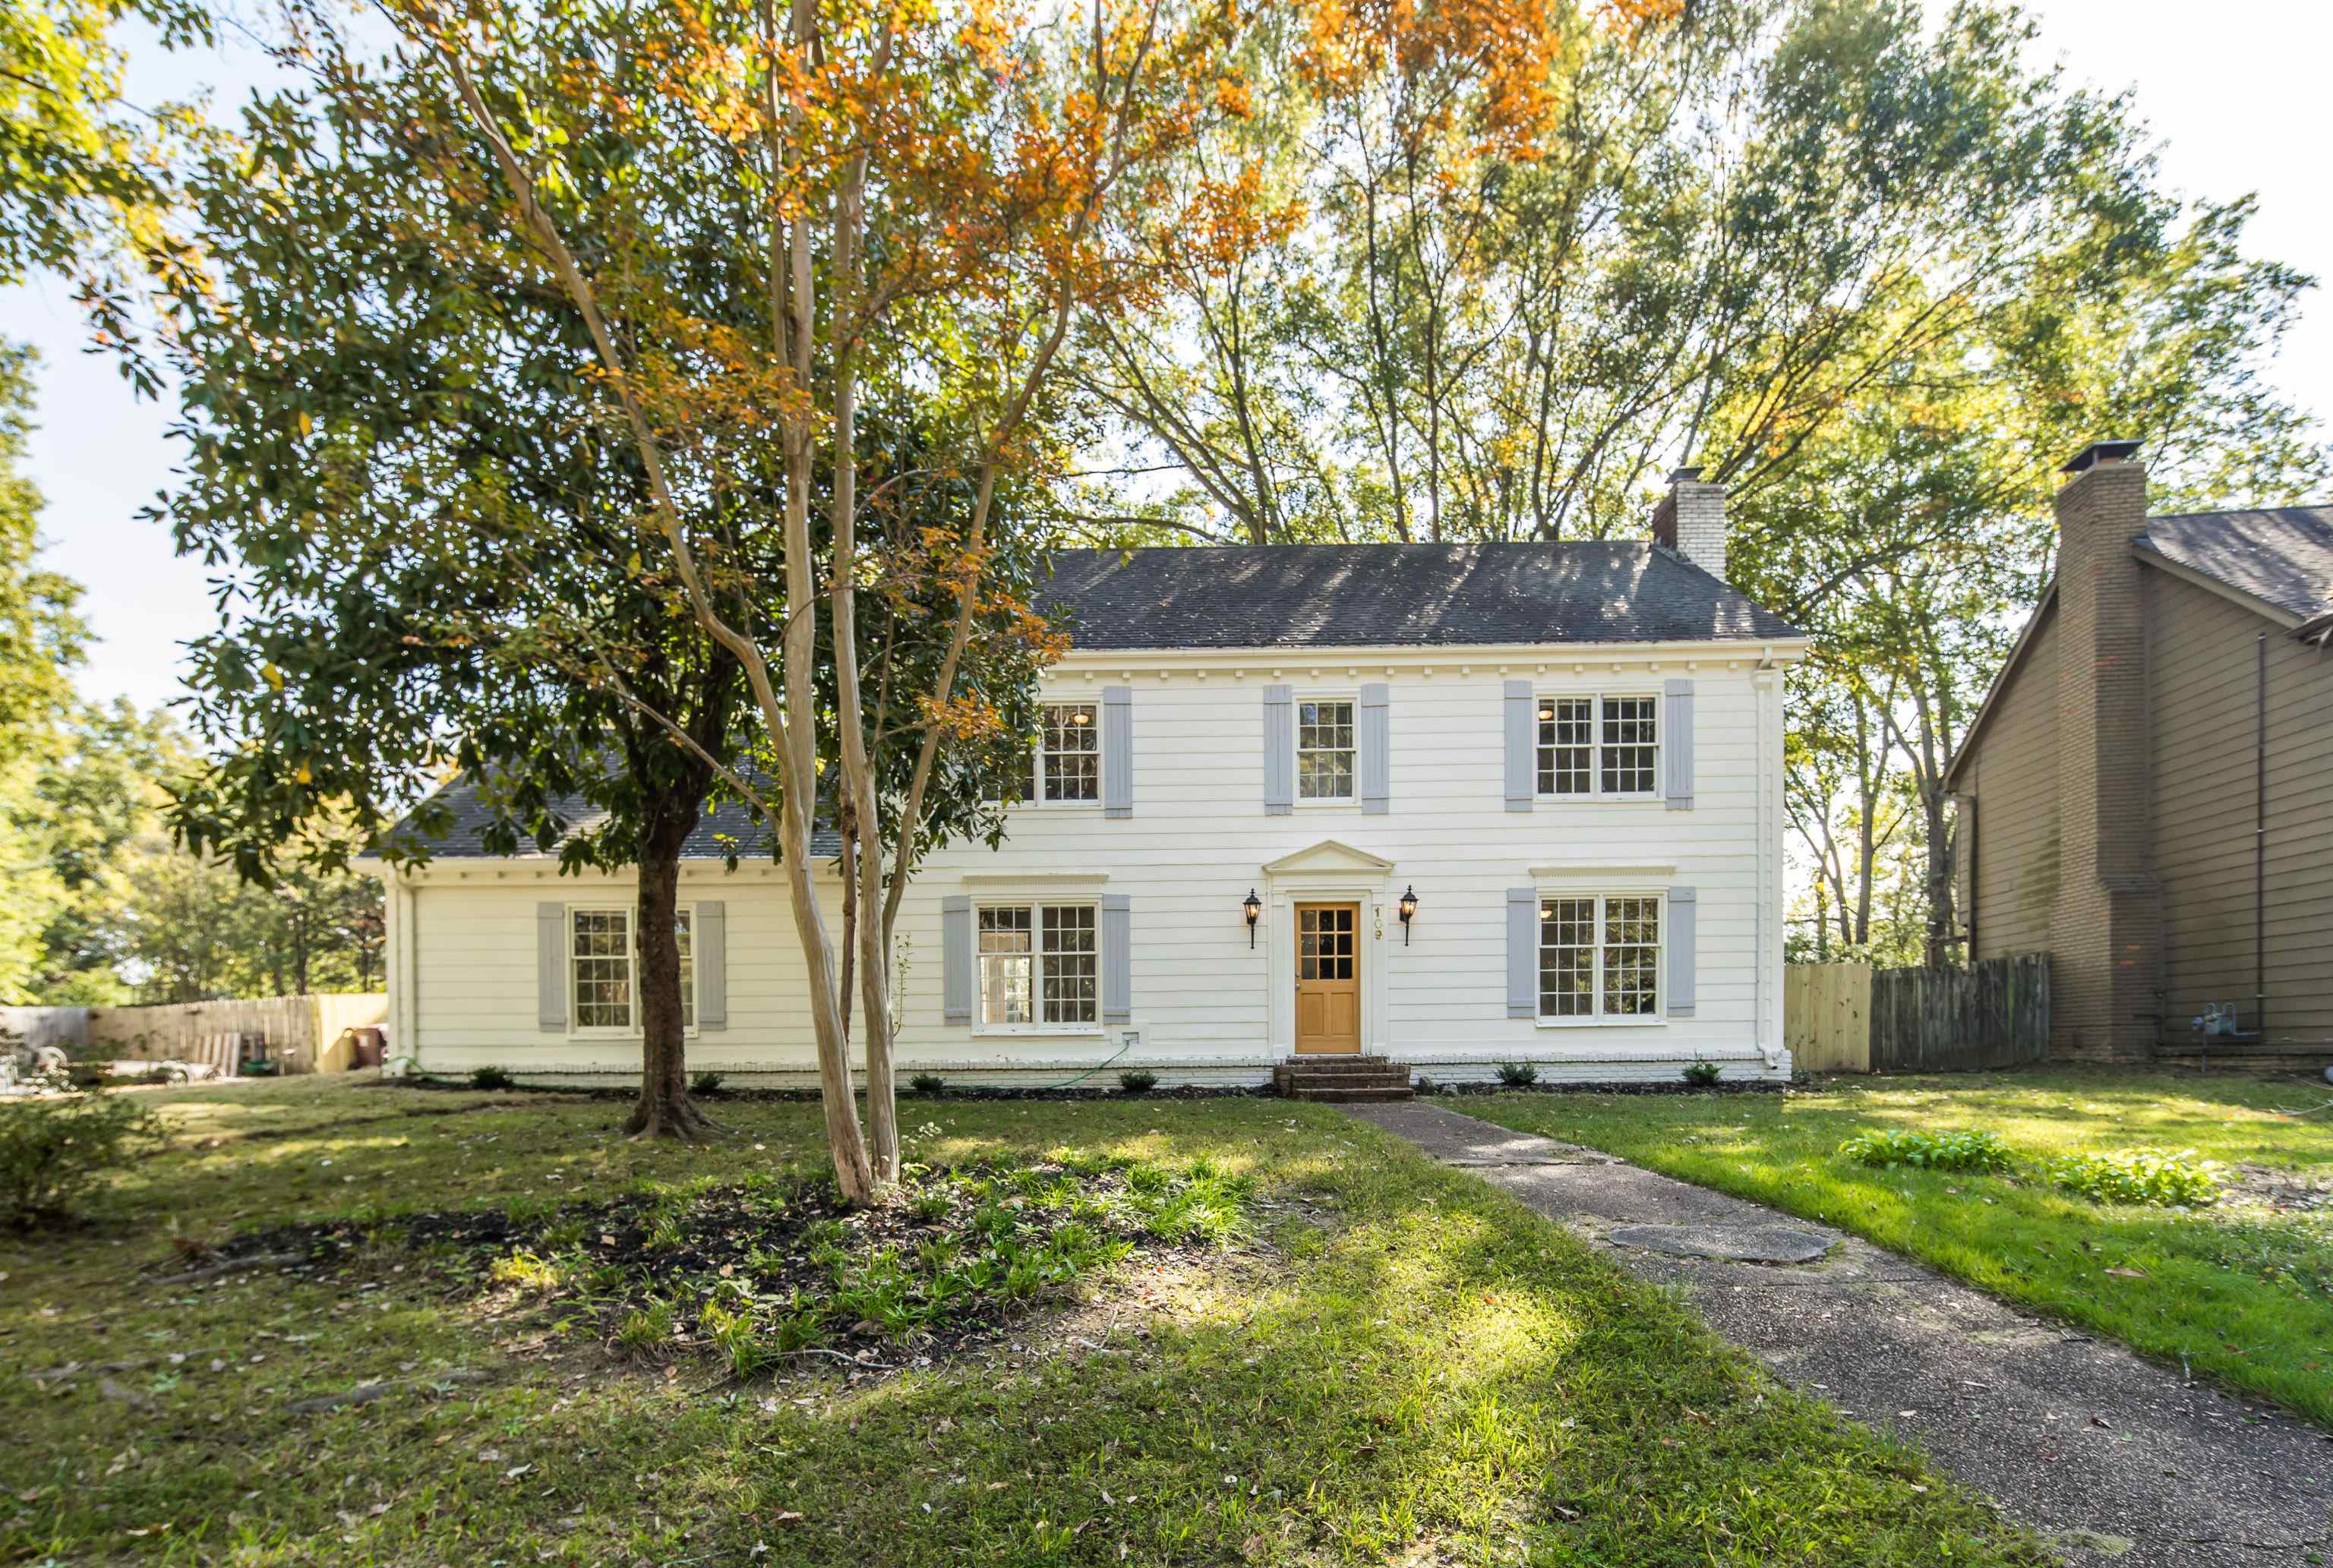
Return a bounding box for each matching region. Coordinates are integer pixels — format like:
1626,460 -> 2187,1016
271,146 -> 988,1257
1274,1056 -> 1415,1102
1281,1084 -> 1416,1104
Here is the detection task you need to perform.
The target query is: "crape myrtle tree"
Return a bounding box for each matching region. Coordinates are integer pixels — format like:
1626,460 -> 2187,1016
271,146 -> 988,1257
270,0 -> 1273,1203
144,68 -> 1055,1141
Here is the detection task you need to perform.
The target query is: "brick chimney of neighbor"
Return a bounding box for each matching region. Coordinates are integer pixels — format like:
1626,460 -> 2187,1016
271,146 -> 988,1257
2048,438 -> 2161,1060
1650,467 -> 1728,580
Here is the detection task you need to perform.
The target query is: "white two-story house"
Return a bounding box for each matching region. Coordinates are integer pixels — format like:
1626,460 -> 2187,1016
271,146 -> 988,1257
369,471 -> 1808,1090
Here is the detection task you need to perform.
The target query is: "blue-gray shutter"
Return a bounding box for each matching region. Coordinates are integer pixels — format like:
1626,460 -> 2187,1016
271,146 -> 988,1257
1504,680 -> 1534,812
1359,682 -> 1390,815
1506,887 -> 1538,1017
1262,684 -> 1293,815
941,895 -> 974,1025
1663,678 -> 1695,810
695,901 -> 727,1032
1101,894 -> 1132,1024
1666,886 -> 1697,1017
1102,686 -> 1133,819
536,903 -> 567,1033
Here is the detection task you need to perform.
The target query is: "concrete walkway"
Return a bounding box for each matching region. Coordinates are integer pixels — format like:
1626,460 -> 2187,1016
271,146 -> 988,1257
1347,1099 -> 2333,1567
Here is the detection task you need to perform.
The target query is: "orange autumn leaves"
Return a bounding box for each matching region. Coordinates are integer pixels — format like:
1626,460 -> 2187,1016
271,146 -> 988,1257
1296,0 -> 1681,159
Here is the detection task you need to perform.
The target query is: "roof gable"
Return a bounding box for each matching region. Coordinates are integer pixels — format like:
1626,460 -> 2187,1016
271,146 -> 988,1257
2136,506 -> 2333,623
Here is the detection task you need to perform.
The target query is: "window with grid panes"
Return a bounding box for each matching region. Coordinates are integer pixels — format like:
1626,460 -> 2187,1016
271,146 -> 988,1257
1537,894 -> 1661,1019
1009,704 -> 1100,803
1535,695 -> 1659,797
977,903 -> 1097,1026
572,910 -> 633,1028
1296,699 -> 1355,800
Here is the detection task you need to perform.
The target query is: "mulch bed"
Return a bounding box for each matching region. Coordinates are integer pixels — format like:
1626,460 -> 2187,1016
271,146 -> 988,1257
154,1162 -> 1238,1369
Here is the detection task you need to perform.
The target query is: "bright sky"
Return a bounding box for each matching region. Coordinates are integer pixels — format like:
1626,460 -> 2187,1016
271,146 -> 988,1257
8,0 -> 2331,719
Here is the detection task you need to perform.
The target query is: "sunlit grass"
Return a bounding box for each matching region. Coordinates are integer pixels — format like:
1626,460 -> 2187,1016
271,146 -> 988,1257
0,1076 -> 2047,1565
1473,1068 -> 2333,1424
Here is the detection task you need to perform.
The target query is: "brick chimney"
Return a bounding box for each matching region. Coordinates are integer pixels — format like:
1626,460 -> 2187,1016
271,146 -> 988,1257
2047,438 -> 2161,1060
1650,467 -> 1728,580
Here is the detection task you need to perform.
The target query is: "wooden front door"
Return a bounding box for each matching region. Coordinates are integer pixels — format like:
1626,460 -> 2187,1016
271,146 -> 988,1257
1294,902 -> 1362,1054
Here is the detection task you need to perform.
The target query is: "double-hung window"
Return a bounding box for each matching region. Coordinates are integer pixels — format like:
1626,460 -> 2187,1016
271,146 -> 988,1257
1536,695 -> 1659,797
1537,894 -> 1662,1020
1296,699 -> 1356,801
977,903 -> 1098,1027
569,906 -> 695,1032
1012,703 -> 1100,804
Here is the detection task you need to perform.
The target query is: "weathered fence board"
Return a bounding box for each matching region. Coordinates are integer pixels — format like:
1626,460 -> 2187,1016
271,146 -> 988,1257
1785,955 -> 2048,1074
1785,964 -> 1873,1072
0,1005 -> 90,1054
85,994 -> 387,1073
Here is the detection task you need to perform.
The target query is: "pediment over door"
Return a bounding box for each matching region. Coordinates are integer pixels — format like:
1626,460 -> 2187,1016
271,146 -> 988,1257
1261,839 -> 1397,878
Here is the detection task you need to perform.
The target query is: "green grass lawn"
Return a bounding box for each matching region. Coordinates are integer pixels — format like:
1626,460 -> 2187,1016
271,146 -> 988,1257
1469,1068 -> 2333,1426
0,1074 -> 2053,1566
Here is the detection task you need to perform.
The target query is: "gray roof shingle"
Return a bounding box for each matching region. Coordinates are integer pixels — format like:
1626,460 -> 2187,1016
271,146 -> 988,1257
1039,542 -> 1802,649
2135,506 -> 2333,622
380,768 -> 832,864
385,539 -> 1800,860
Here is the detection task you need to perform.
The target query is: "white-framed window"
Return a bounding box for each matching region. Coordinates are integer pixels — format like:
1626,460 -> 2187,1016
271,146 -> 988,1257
1012,702 -> 1100,804
569,906 -> 696,1033
1296,698 -> 1356,801
1536,694 -> 1659,797
977,902 -> 1098,1027
1538,893 -> 1662,1020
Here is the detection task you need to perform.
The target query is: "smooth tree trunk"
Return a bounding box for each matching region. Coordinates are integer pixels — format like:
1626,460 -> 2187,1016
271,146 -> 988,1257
623,803 -> 716,1141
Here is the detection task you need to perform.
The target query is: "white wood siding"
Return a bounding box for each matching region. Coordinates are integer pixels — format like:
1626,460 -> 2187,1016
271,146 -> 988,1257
383,647 -> 1793,1084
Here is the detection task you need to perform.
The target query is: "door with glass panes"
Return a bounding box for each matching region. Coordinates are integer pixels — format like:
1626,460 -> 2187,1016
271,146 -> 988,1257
1293,902 -> 1361,1054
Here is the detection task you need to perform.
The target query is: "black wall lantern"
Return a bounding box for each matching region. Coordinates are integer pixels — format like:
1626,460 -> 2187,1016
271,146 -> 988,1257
1242,888 -> 1262,948
1397,885 -> 1419,945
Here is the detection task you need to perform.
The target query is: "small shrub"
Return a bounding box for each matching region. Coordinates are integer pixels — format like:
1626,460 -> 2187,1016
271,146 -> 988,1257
1681,1057 -> 1722,1087
489,1251 -> 564,1292
0,1093 -> 166,1227
2047,1149 -> 2224,1207
615,1298 -> 676,1352
1118,1070 -> 1159,1095
1838,1128 -> 2014,1173
690,1071 -> 726,1097
470,1065 -> 517,1090
909,1072 -> 946,1095
1495,1062 -> 1538,1087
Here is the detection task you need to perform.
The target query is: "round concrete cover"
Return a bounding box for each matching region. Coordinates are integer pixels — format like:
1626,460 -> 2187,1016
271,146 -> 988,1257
1605,1223 -> 1829,1264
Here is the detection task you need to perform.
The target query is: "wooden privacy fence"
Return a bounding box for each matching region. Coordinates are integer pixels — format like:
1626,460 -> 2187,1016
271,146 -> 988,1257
85,994 -> 387,1074
1785,954 -> 2050,1074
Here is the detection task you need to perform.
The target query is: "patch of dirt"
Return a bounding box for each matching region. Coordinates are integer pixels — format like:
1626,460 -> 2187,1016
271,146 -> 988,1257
2223,1164 -> 2333,1214
156,1161 -> 1248,1375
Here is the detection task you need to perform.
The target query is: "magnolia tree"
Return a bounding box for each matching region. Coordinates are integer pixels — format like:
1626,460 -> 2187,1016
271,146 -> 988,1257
284,0 -> 1264,1201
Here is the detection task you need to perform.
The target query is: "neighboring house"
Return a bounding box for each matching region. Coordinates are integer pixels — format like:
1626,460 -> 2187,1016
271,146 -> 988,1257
364,471 -> 1809,1090
1946,440 -> 2333,1067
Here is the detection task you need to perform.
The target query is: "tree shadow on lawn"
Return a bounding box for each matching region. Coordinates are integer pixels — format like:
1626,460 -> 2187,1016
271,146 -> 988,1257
5,1101 -> 2048,1567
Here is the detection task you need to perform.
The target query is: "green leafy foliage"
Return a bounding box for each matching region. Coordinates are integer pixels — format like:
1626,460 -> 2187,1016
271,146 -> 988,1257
1682,1058 -> 1722,1087
0,1090 -> 164,1226
469,1066 -> 517,1092
1838,1128 -> 2014,1172
1117,1070 -> 1159,1095
689,1071 -> 726,1098
908,1072 -> 946,1095
1495,1062 -> 1538,1087
2046,1149 -> 2225,1207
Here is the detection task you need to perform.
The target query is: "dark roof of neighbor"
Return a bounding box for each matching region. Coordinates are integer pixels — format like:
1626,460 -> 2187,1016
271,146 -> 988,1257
378,769 -> 834,865
1038,543 -> 1803,649
1944,501 -> 2333,789
2133,506 -> 2333,623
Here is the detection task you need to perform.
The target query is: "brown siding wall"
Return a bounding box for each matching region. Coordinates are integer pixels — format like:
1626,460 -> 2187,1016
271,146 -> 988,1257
2148,567 -> 2333,1054
1967,604 -> 2061,961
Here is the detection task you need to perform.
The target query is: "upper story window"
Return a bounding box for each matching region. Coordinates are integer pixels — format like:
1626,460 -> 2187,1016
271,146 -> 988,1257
977,902 -> 1097,1027
1012,702 -> 1100,804
570,906 -> 695,1031
1538,894 -> 1661,1020
1537,694 -> 1659,797
1297,699 -> 1356,801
